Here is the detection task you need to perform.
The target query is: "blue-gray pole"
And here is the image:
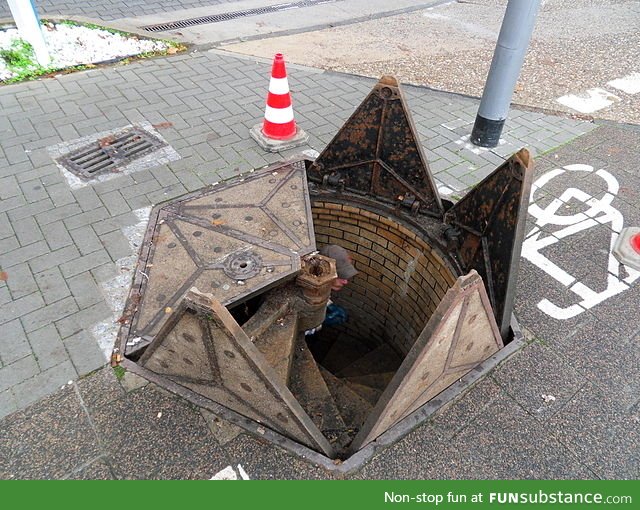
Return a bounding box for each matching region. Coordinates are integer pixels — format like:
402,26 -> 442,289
471,0 -> 542,147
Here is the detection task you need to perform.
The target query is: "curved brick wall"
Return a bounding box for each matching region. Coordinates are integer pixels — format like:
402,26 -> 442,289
312,200 -> 458,356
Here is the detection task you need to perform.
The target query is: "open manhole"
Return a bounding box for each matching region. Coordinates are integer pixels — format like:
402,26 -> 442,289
115,77 -> 532,469
56,126 -> 168,180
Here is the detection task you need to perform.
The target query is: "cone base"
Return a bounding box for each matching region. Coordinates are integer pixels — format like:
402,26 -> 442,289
250,124 -> 309,153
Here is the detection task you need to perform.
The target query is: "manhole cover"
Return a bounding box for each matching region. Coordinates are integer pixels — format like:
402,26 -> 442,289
57,126 -> 167,179
119,159 -> 316,356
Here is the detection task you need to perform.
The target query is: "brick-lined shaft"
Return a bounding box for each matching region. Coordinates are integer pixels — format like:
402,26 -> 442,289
312,200 -> 457,355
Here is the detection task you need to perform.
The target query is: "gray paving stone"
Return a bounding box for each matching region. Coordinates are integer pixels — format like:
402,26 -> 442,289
63,330 -> 107,376
12,215 -> 43,247
64,457 -> 116,480
35,267 -> 71,305
63,207 -> 110,231
28,244 -> 80,274
91,385 -> 228,479
0,235 -> 19,255
10,360 -> 77,410
76,367 -> 126,413
0,176 -> 20,200
0,292 -> 45,326
551,322 -> 639,409
0,196 -> 27,214
98,190 -> 130,217
0,389 -> 17,421
55,300 -> 113,339
0,212 -> 14,240
45,183 -> 76,208
430,377 -> 503,441
66,272 -> 103,310
35,203 -> 82,226
3,262 -> 38,299
0,286 -> 10,307
19,179 -> 49,204
6,199 -> 54,222
0,319 -> 31,366
41,220 -> 73,251
492,341 -> 586,420
0,383 -> 99,479
69,226 -> 103,257
21,295 -> 78,334
99,230 -> 133,262
0,355 -> 39,392
72,187 -> 102,213
27,324 -> 68,371
548,381 -> 639,479
59,250 -> 111,279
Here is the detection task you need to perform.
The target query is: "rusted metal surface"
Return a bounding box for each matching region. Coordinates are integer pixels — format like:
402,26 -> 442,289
350,270 -> 503,451
139,288 -> 335,457
118,159 -> 316,356
307,76 -> 443,217
444,149 -> 533,339
296,254 -> 337,331
57,126 -> 167,179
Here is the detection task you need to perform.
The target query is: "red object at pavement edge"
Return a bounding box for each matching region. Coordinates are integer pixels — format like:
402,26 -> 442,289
261,53 -> 297,140
631,234 -> 640,254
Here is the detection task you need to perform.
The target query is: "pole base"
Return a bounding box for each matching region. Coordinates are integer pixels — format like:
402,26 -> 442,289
470,115 -> 504,148
250,124 -> 309,153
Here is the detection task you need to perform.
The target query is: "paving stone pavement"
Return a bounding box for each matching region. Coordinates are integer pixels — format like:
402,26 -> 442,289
0,0 -> 237,22
1,48 -> 638,479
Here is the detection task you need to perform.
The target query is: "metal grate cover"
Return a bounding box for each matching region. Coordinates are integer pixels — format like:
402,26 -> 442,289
57,126 -> 168,179
140,0 -> 337,32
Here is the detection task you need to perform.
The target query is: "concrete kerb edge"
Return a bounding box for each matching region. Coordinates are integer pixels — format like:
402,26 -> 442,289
0,15 -> 189,44
206,0 -> 453,49
119,316 -> 526,475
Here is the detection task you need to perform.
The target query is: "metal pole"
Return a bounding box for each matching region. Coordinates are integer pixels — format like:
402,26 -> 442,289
471,0 -> 542,148
6,0 -> 50,66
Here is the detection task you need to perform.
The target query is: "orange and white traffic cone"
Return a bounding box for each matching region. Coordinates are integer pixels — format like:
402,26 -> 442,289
250,53 -> 308,152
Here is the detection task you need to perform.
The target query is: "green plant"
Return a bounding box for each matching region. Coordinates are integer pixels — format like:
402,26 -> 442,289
0,38 -> 35,69
113,365 -> 126,380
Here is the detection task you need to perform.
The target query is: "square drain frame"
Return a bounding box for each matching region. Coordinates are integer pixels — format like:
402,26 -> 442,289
57,126 -> 168,179
48,121 -> 181,190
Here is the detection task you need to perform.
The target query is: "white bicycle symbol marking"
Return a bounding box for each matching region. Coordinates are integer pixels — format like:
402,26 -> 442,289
522,164 -> 640,320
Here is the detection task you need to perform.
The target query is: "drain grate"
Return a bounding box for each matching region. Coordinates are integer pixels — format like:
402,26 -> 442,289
58,126 -> 168,179
140,0 -> 337,32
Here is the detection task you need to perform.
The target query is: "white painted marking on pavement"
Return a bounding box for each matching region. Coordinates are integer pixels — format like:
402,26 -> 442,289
210,464 -> 251,480
522,164 -> 640,320
91,207 -> 152,358
556,88 -> 620,114
607,72 -> 640,95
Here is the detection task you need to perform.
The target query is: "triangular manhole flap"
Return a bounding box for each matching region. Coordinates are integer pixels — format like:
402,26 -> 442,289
444,149 -> 534,338
139,288 -> 335,457
350,270 -> 502,451
138,305 -> 219,385
120,160 -> 314,358
307,76 -> 443,217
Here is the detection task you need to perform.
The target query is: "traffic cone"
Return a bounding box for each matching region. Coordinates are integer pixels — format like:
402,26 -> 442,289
250,53 -> 308,152
613,227 -> 640,271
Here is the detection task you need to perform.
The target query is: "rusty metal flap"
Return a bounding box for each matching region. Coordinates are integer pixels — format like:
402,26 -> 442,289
350,270 -> 503,451
444,149 -> 533,338
119,160 -> 316,355
307,76 -> 443,217
138,288 -> 336,457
